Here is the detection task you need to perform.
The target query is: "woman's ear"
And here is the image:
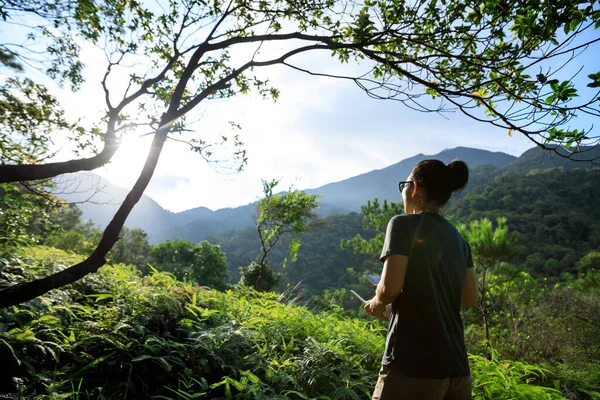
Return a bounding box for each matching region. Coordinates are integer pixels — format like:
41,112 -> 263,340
411,182 -> 420,198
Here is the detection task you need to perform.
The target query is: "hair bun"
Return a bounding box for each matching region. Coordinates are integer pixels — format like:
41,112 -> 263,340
447,159 -> 469,192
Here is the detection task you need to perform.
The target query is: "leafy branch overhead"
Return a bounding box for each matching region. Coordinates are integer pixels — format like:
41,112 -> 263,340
350,0 -> 600,150
2,0 -> 599,183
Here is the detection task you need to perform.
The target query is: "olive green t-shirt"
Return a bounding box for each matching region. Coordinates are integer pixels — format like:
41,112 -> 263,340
380,212 -> 473,378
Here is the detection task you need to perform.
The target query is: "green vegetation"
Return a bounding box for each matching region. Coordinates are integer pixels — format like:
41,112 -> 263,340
1,247 -> 588,399
150,239 -> 230,291
201,166 -> 600,300
457,217 -> 518,346
239,180 -> 320,292
450,167 -> 600,277
1,176 -> 599,398
206,212 -> 377,301
1,0 -> 599,395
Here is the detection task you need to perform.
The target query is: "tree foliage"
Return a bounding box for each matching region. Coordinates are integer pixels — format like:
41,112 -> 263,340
207,212 -> 375,297
150,239 -> 229,290
109,227 -> 152,270
340,198 -> 403,257
339,0 -> 600,149
240,179 -> 320,291
457,217 -> 518,346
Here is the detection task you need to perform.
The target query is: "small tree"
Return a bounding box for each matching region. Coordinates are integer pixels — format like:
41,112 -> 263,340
109,227 -> 152,270
239,261 -> 282,293
150,239 -> 229,290
457,217 -> 518,347
341,198 -> 403,257
240,179 -> 320,291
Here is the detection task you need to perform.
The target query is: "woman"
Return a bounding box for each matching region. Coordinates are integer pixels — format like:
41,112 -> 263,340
365,159 -> 479,400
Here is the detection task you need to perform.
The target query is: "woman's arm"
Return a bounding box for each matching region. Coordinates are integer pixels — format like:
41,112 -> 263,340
365,254 -> 408,320
461,267 -> 479,307
376,254 -> 408,305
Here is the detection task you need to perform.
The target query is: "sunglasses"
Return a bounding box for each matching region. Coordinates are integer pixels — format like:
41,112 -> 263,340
398,181 -> 414,193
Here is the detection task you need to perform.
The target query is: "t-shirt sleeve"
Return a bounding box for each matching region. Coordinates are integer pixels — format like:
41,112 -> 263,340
466,242 -> 475,269
380,216 -> 411,263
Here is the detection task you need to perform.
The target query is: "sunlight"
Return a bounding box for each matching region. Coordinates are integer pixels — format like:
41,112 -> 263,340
96,131 -> 154,189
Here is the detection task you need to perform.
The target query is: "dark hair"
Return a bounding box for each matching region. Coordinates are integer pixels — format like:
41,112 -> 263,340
411,159 -> 469,206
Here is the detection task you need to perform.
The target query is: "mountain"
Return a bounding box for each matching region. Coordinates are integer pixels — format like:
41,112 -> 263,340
449,166 -> 600,276
54,173 -> 175,243
304,146 -> 516,211
54,173 -> 351,243
505,145 -> 600,171
55,145 -> 599,244
204,149 -> 600,289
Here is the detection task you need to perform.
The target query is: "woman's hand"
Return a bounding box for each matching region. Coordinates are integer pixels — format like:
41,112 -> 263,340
364,297 -> 389,321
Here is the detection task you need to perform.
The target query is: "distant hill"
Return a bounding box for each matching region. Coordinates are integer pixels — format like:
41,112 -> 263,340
305,146 -> 516,211
55,145 -> 600,244
53,173 -> 176,243
54,174 -> 352,243
505,145 -> 600,171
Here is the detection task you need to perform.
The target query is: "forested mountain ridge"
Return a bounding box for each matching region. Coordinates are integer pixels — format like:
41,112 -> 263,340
205,147 -> 600,291
505,145 -> 600,171
56,147 -> 515,243
303,146 -> 516,211
206,167 -> 600,295
449,167 -> 600,277
55,145 -> 600,247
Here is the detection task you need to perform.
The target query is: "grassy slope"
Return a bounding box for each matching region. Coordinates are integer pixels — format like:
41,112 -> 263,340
0,246 -> 566,399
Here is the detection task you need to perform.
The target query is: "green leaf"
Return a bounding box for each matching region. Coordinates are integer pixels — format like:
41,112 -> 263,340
74,352 -> 115,376
89,293 -> 113,302
35,315 -> 61,325
0,339 -> 21,366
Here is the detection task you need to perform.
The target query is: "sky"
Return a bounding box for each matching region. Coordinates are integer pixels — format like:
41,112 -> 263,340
55,45 -> 539,213
4,8 -> 599,213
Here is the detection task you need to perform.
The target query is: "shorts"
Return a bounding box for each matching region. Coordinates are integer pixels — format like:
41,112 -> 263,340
372,363 -> 472,400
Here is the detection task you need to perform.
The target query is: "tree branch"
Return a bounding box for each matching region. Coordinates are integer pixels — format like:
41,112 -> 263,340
0,27 -> 207,307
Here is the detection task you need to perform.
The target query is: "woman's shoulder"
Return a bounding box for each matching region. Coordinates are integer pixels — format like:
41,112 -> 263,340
389,213 -> 424,226
391,213 -> 438,221
390,214 -> 414,222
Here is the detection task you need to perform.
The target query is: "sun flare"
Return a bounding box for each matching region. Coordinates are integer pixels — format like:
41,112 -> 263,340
97,132 -> 153,189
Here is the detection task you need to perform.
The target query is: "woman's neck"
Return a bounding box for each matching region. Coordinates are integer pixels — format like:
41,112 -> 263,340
412,204 -> 439,214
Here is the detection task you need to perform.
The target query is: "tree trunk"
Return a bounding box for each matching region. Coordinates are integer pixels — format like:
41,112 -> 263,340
0,126 -> 169,308
0,41 -> 228,308
479,267 -> 493,359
